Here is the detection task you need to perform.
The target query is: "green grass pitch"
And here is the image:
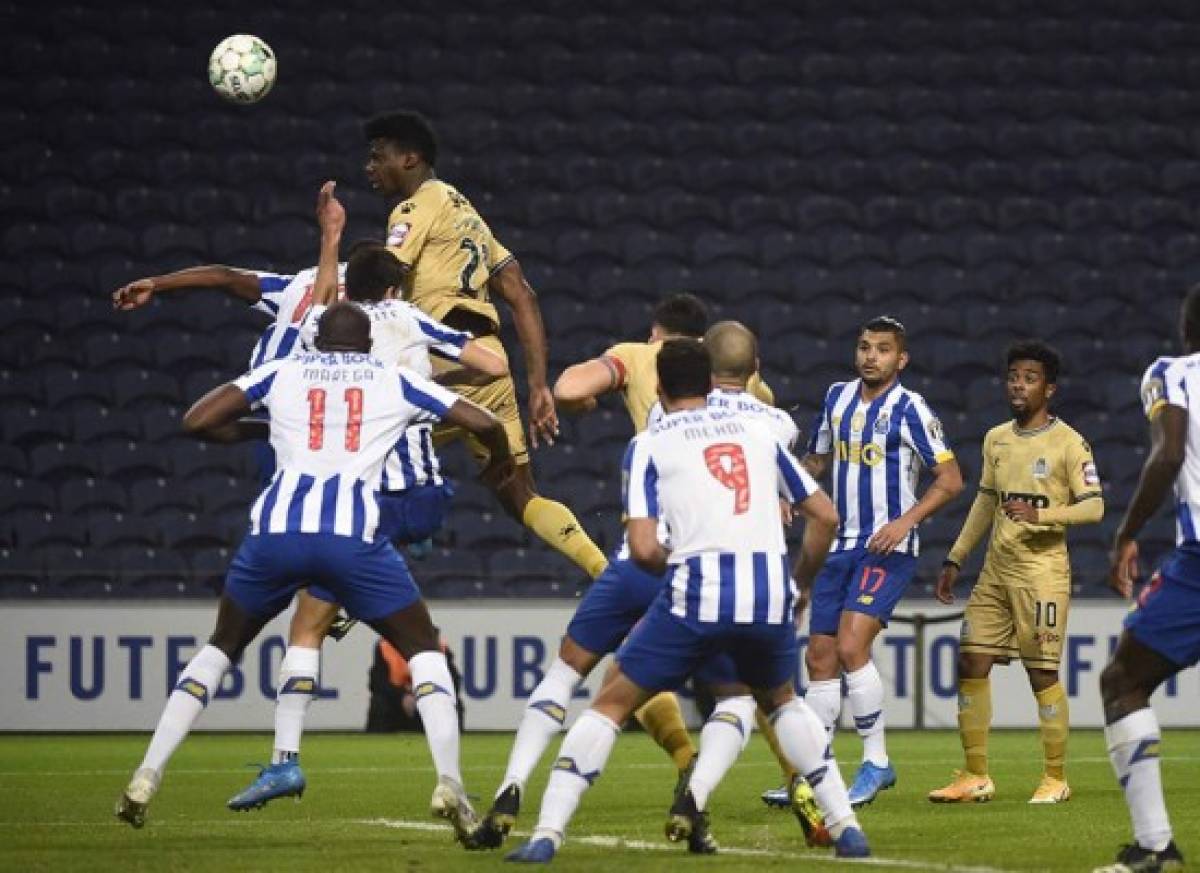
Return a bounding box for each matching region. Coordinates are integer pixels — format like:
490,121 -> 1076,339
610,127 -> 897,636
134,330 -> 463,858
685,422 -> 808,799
2,730 -> 1196,871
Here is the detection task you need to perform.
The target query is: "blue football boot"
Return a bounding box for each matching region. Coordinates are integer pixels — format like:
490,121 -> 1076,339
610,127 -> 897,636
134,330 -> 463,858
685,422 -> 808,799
505,837 -> 558,863
834,826 -> 871,858
847,761 -> 896,808
227,761 -> 306,811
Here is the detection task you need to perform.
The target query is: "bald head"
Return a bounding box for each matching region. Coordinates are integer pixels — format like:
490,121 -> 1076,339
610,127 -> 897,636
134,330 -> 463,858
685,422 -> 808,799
703,320 -> 758,384
315,301 -> 372,353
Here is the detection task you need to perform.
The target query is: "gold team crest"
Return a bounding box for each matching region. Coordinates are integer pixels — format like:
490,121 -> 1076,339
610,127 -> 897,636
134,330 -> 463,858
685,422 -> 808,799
1032,458 -> 1049,480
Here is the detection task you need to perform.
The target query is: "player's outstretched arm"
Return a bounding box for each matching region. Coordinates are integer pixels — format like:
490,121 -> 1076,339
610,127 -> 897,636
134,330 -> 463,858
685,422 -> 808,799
112,266 -> 263,311
1109,405 -> 1187,597
181,383 -> 265,444
868,457 -> 964,555
554,357 -> 619,414
459,339 -> 509,378
312,181 -> 346,307
488,259 -> 557,447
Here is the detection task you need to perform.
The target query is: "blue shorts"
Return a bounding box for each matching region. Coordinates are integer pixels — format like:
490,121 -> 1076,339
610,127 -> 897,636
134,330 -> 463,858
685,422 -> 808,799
223,533 -> 420,622
307,483 -> 452,605
617,592 -> 800,692
810,547 -> 917,636
566,558 -> 666,655
1125,546 -> 1200,668
377,482 -> 454,545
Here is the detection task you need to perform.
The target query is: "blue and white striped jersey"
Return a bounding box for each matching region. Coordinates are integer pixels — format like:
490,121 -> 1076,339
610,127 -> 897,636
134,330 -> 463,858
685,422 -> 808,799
623,407 -> 819,624
247,266 -> 346,369
646,387 -> 799,450
233,351 -> 460,541
299,299 -> 473,492
1140,354 -> 1200,547
807,379 -> 954,556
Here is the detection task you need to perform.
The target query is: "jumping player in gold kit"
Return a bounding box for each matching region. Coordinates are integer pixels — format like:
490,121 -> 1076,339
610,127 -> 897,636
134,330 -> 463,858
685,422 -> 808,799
931,340 -> 1104,805
364,110 -> 607,581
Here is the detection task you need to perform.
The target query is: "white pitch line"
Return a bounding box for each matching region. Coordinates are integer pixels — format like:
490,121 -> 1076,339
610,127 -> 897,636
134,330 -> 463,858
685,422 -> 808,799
2,754 -> 1196,779
360,817 -> 1025,873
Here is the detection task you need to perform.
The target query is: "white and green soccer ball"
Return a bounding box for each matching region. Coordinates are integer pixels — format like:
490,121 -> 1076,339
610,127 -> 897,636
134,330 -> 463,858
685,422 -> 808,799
208,34 -> 276,104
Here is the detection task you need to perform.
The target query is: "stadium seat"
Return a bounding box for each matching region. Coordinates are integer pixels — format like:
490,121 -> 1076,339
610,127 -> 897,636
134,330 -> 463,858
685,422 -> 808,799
0,477 -> 56,515
59,478 -> 127,517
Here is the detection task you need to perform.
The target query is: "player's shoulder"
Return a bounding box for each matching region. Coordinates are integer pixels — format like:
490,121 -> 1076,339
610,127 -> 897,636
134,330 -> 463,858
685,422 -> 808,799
1141,354 -> 1178,385
822,380 -> 854,407
982,421 -> 1011,443
389,180 -> 448,221
605,340 -> 652,361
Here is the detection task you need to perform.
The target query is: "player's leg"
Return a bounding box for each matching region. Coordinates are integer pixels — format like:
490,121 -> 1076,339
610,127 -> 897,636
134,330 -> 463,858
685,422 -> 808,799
834,551 -> 917,807
227,588 -> 339,811
1015,582 -> 1072,803
803,552 -> 856,736
508,598 -> 695,862
930,571 -> 1009,803
1094,564 -> 1197,870
754,680 -> 868,858
446,374 -> 608,579
118,536 -> 293,827
510,669 -> 653,863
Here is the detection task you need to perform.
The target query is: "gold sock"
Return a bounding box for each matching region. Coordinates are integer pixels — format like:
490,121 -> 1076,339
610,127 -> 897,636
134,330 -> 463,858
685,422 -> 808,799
1034,682 -> 1068,780
636,692 -> 696,770
756,708 -> 798,781
958,677 -> 992,777
520,496 -> 608,579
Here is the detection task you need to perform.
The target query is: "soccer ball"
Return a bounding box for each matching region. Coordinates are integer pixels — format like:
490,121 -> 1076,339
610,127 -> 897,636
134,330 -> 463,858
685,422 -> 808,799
208,35 -> 276,104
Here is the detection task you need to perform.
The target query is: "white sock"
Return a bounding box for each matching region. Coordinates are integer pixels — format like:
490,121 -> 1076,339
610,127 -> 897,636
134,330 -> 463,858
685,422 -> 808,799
772,698 -> 859,837
500,658 -> 582,797
805,678 -> 842,736
273,646 -> 320,764
846,662 -> 888,766
140,645 -> 231,775
1106,708 -> 1173,852
409,650 -> 462,786
532,710 -> 620,845
689,695 -> 756,810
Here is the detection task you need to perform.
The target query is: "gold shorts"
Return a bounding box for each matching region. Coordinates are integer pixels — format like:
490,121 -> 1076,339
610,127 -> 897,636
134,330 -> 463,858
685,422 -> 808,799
430,334 -> 529,467
959,564 -> 1070,669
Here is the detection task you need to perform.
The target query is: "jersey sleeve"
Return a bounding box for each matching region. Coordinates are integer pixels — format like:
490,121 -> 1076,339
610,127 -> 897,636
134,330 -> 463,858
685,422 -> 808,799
602,342 -> 638,390
398,368 -> 461,424
806,385 -> 836,455
486,231 -> 514,276
386,192 -> 435,268
250,271 -> 295,317
646,400 -> 665,430
1141,358 -> 1180,420
621,435 -> 660,519
232,359 -> 286,410
777,444 -> 820,503
902,395 -> 955,467
1066,435 -> 1103,502
411,307 -> 472,361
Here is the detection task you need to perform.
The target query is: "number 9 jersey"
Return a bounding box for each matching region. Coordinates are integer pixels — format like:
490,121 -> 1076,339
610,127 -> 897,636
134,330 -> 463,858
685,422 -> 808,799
385,179 -> 513,332
623,407 -> 819,567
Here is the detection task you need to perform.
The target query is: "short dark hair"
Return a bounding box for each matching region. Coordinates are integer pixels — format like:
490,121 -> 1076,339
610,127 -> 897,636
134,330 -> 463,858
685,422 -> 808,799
364,110 -> 438,167
656,338 -> 711,401
1006,339 -> 1061,384
316,301 -> 372,352
345,246 -> 404,303
860,315 -> 907,350
652,293 -> 709,338
347,238 -> 384,258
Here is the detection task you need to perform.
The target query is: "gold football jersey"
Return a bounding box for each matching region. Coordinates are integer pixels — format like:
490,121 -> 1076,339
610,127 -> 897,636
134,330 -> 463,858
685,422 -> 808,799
604,340 -> 774,433
978,418 -> 1101,573
386,179 -> 513,330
